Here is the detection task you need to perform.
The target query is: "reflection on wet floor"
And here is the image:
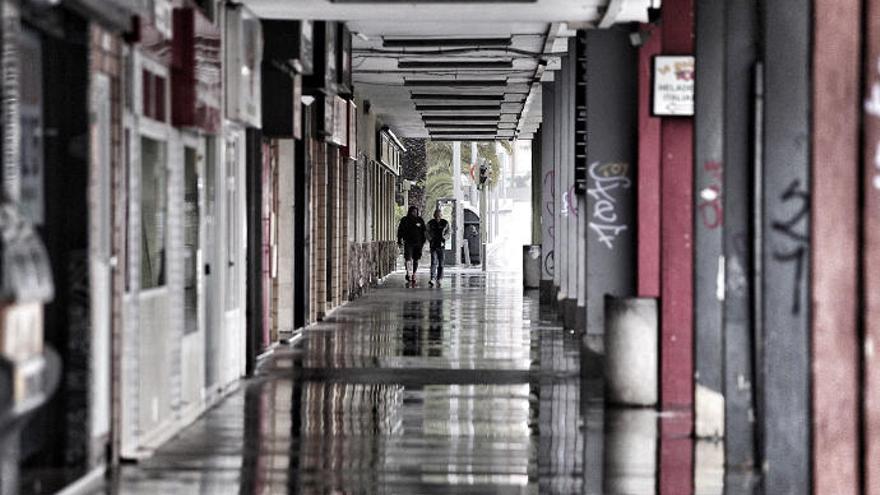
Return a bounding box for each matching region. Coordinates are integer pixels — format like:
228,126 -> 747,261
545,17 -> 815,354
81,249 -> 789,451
99,270 -> 759,494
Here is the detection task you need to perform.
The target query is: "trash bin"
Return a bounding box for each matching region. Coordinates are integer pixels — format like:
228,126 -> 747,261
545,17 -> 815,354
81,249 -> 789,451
604,296 -> 658,406
523,245 -> 541,289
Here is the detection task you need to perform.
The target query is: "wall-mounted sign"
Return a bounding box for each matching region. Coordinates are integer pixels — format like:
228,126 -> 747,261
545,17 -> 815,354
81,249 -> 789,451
331,95 -> 348,146
303,21 -> 338,95
337,24 -> 352,97
344,100 -> 357,158
299,20 -> 314,75
172,6 -> 222,133
319,93 -> 348,146
225,4 -> 262,126
293,74 -> 303,140
652,55 -> 695,117
153,0 -> 172,39
377,129 -> 403,175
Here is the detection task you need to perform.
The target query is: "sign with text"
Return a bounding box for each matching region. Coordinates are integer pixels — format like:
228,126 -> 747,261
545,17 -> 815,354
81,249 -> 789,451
652,55 -> 695,117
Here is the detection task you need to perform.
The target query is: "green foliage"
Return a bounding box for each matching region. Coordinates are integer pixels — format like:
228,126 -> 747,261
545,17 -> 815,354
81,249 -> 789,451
423,140 -> 510,213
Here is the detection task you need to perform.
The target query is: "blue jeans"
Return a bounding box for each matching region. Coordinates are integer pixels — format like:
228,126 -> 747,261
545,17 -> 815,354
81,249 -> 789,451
430,247 -> 445,280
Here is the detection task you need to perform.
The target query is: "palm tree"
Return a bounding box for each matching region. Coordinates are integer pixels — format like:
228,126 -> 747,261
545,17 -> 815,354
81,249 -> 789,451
424,140 -> 512,213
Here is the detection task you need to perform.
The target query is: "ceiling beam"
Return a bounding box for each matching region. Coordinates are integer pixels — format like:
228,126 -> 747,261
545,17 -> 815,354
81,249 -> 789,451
398,60 -> 514,69
411,93 -> 506,101
415,104 -> 501,112
384,37 -> 511,48
422,115 -> 501,122
425,123 -> 499,128
404,79 -> 508,87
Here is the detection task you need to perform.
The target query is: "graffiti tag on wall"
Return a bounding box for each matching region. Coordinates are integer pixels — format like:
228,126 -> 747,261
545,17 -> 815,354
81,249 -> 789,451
698,161 -> 723,229
771,179 -> 809,315
587,162 -> 631,249
543,170 -> 555,277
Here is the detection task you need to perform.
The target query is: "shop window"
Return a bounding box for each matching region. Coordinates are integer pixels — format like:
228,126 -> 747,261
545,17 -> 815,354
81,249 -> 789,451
141,137 -> 168,289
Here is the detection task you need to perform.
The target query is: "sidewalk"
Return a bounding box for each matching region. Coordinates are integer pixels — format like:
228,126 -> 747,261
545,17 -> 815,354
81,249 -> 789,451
98,270 -> 585,494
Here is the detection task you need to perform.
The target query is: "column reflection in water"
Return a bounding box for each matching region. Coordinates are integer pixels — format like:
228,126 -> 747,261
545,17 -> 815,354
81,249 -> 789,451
295,381 -> 404,493
240,379 -> 294,495
421,384 -> 531,486
535,309 -> 584,494
604,410 -> 658,494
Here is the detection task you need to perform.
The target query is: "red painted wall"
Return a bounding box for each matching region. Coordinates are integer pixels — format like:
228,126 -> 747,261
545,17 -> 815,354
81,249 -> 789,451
637,24 -> 662,298
863,0 -> 880,491
812,0 -> 861,492
659,0 -> 695,426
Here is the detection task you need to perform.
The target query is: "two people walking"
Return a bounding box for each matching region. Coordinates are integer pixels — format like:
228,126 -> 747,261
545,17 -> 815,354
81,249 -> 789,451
397,206 -> 450,287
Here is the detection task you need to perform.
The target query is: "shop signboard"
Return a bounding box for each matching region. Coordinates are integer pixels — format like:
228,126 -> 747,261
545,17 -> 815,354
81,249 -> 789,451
337,24 -> 352,96
652,55 -> 695,117
225,4 -> 262,126
344,100 -> 357,158
172,6 -> 222,133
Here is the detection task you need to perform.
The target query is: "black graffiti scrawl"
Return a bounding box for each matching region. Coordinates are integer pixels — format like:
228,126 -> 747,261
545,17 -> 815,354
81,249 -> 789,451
770,179 -> 809,314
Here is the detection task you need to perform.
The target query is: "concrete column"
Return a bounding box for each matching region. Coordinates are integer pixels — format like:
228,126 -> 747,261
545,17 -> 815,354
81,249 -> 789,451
540,83 -> 556,301
553,70 -> 564,300
812,0 -> 862,492
564,42 -> 578,327
659,0 -> 695,433
276,140 -> 295,333
693,0 -> 725,440
722,0 -> 757,469
244,128 -> 263,375
453,141 -> 462,265
760,0 -> 812,491
531,131 -> 542,246
476,142 -> 486,270
636,25 -> 662,298
583,28 -> 637,337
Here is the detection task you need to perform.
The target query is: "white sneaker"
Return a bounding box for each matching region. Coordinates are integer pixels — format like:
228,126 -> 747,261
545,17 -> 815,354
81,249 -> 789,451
429,278 -> 436,287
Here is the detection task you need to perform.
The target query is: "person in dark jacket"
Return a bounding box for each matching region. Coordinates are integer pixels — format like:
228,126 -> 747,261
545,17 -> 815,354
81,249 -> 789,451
427,209 -> 450,287
397,205 -> 427,285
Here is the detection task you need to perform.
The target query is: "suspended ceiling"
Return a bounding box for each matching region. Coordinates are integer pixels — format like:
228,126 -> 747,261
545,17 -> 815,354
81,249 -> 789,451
244,0 -> 659,141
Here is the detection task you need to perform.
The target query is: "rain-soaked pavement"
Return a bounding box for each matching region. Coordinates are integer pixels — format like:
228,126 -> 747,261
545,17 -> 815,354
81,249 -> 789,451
96,269 -> 758,494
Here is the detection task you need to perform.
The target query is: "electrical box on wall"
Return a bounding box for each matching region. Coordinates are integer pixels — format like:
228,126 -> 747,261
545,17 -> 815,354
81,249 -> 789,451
225,3 -> 262,127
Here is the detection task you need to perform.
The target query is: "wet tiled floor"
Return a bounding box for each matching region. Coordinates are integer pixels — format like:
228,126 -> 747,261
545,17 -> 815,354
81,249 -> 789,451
98,270 -> 757,494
